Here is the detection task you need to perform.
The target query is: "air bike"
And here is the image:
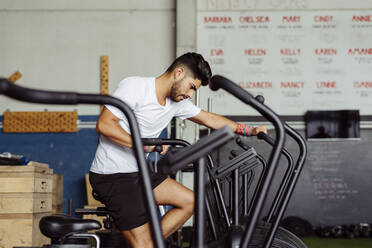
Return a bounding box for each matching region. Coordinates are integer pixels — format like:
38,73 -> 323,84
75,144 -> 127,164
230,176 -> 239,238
73,74 -> 308,248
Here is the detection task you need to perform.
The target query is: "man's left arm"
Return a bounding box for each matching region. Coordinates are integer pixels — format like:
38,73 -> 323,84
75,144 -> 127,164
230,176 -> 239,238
188,110 -> 267,136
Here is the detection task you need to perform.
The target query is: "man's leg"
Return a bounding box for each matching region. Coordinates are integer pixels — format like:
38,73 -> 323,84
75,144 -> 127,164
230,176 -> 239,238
121,223 -> 154,248
153,177 -> 195,238
120,177 -> 194,247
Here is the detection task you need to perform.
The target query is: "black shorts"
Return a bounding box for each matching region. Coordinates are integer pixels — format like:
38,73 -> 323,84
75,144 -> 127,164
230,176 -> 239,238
89,171 -> 167,231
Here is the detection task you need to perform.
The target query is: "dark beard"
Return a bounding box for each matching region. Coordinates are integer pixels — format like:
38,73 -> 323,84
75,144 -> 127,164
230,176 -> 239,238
170,79 -> 184,102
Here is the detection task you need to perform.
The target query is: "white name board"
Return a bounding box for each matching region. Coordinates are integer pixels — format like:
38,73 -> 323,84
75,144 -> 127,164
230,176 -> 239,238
197,11 -> 372,116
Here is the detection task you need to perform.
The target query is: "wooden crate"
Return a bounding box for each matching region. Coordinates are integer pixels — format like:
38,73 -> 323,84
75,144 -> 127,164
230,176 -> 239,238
52,174 -> 64,214
0,161 -> 53,180
0,213 -> 50,248
0,192 -> 52,214
0,162 -> 53,214
0,176 -> 52,193
0,162 -> 53,195
0,162 -> 53,247
0,167 -> 53,193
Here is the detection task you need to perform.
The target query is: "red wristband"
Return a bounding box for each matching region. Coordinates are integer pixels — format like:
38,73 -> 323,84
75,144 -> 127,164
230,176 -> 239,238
236,123 -> 245,135
245,126 -> 253,136
235,123 -> 253,136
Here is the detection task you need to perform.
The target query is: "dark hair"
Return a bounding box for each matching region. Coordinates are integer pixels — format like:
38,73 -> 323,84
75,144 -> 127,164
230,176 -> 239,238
166,52 -> 212,86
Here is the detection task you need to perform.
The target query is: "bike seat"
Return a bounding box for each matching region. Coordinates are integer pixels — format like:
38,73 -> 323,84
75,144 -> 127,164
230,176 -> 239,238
39,214 -> 101,239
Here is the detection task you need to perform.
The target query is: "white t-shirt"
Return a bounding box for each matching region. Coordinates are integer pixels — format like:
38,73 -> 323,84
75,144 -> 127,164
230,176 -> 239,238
90,76 -> 201,174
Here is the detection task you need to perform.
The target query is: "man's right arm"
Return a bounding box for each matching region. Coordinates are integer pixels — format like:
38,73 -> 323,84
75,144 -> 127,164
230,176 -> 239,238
96,107 -> 134,148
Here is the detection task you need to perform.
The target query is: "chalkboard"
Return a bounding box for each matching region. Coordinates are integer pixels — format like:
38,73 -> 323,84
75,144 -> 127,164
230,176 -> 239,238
213,128 -> 372,227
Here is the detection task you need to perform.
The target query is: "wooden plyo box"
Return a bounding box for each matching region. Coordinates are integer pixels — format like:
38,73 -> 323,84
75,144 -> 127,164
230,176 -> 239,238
0,193 -> 52,214
0,213 -> 50,247
0,162 -> 53,248
0,165 -> 53,194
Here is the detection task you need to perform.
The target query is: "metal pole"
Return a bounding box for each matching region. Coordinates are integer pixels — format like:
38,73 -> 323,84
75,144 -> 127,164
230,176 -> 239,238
194,157 -> 206,248
232,169 -> 239,225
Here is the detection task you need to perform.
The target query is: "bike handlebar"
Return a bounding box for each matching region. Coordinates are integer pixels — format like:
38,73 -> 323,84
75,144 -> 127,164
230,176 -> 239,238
157,126 -> 234,174
141,138 -> 190,147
